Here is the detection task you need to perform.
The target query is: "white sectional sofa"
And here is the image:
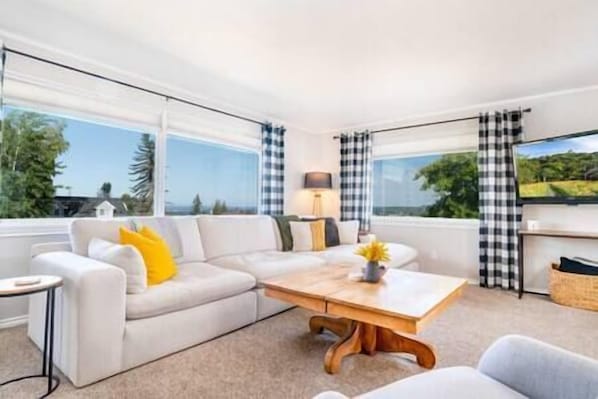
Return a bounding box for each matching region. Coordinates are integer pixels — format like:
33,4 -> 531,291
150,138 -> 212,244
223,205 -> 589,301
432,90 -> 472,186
28,215 -> 418,387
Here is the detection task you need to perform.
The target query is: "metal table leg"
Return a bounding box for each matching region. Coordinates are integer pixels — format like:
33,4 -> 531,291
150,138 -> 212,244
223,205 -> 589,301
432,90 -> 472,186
0,287 -> 60,398
518,233 -> 524,299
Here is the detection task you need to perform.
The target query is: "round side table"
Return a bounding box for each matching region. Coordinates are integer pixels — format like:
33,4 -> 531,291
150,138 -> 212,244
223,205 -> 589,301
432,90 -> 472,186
0,275 -> 63,398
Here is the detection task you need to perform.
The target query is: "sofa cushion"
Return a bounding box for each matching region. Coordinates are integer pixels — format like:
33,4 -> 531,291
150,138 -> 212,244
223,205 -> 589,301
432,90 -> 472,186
70,219 -> 133,256
198,215 -> 278,259
131,217 -> 183,258
131,217 -> 206,262
208,250 -> 326,285
126,262 -> 256,319
309,243 -> 418,269
338,220 -> 359,244
358,367 -> 526,399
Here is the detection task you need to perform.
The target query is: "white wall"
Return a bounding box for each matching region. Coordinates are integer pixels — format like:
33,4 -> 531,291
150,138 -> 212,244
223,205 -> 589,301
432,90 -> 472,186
285,130 -> 341,219
351,88 -> 598,292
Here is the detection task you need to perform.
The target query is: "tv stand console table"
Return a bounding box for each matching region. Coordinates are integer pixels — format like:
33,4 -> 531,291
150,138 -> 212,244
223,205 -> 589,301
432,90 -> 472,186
518,229 -> 598,299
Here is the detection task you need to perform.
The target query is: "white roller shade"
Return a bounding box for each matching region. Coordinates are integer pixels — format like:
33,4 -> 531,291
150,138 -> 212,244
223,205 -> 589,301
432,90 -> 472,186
3,52 -> 164,132
166,99 -> 261,150
373,118 -> 478,158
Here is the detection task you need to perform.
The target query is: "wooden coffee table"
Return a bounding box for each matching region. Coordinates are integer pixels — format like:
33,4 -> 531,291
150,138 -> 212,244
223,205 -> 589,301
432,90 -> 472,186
263,265 -> 467,374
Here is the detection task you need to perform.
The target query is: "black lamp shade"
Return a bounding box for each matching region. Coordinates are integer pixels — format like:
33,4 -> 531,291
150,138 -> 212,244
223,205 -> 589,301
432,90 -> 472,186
304,172 -> 332,190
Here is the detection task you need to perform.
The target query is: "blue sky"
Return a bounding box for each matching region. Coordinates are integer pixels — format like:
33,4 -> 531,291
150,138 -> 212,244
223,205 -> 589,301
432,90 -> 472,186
373,155 -> 440,207
8,106 -> 258,207
165,135 -> 258,208
516,134 -> 598,158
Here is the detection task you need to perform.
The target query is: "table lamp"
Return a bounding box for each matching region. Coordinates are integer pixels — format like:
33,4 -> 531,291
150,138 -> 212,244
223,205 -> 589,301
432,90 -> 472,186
304,172 -> 332,217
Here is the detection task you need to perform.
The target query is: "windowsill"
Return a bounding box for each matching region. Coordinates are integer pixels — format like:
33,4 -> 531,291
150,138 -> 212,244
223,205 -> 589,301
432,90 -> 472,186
0,219 -> 72,237
371,216 -> 479,229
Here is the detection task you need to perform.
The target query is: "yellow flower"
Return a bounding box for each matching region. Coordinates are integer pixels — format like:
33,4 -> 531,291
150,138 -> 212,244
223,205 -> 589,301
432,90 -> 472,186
355,240 -> 391,262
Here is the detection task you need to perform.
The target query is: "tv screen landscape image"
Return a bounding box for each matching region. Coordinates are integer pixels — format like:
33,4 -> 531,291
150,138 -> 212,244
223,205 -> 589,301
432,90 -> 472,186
514,130 -> 598,203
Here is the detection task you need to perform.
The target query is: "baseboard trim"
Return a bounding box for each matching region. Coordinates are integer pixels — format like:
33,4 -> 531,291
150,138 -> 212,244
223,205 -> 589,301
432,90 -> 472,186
0,315 -> 28,329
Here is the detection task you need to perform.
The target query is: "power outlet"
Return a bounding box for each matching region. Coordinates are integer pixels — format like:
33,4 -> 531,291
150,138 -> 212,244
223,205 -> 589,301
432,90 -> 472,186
429,250 -> 438,260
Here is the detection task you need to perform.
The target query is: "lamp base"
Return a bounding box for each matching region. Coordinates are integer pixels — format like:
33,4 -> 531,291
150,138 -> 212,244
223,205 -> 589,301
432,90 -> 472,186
312,192 -> 323,217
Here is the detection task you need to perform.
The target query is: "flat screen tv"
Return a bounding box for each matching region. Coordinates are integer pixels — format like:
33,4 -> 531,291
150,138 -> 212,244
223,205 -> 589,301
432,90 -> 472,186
513,130 -> 598,204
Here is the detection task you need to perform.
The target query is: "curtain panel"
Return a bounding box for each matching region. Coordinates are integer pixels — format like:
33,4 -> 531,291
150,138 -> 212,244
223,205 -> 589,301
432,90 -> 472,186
478,110 -> 524,290
340,131 -> 373,231
261,123 -> 285,215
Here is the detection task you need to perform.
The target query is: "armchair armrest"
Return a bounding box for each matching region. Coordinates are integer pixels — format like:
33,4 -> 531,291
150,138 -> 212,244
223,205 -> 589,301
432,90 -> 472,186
478,335 -> 598,399
28,251 -> 127,387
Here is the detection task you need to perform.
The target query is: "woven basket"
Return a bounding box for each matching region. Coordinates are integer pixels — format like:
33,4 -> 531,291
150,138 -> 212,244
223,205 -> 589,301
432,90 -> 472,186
549,263 -> 598,311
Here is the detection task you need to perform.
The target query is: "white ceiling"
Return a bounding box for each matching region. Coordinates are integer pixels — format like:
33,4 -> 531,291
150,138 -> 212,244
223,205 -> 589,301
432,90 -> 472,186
1,0 -> 598,132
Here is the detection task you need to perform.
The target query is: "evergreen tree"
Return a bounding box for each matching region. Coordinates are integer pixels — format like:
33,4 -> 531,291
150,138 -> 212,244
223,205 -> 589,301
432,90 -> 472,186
212,199 -> 229,215
0,110 -> 69,218
212,200 -> 221,215
129,134 -> 155,214
191,194 -> 202,215
98,182 -> 112,199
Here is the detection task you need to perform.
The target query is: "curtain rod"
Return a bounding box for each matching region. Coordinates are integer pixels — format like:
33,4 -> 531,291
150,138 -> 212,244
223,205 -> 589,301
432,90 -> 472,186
1,46 -> 265,127
333,108 -> 532,139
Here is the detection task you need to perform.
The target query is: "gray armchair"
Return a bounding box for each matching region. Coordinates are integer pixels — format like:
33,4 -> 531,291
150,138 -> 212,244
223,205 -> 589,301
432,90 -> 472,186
314,335 -> 598,399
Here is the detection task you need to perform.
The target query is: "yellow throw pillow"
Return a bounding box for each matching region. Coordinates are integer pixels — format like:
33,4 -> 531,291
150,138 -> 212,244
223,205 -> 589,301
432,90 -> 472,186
119,226 -> 177,285
310,220 -> 326,251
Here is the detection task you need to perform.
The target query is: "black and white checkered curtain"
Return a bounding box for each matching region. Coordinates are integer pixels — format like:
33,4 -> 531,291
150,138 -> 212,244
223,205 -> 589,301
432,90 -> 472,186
261,123 -> 285,215
340,131 -> 373,231
479,110 -> 524,290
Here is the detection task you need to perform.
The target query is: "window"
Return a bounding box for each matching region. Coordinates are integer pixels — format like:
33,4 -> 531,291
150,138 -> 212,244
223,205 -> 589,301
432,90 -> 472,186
373,151 -> 478,219
165,134 -> 259,215
0,106 -> 155,218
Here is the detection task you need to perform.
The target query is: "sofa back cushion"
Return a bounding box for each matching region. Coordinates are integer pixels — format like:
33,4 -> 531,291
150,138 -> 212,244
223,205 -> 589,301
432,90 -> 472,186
130,217 -> 206,263
70,219 -> 133,256
70,217 -> 206,263
197,215 -> 278,260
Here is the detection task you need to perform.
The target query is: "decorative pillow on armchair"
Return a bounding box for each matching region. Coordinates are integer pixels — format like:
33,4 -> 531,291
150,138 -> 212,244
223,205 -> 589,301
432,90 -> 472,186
88,238 -> 147,294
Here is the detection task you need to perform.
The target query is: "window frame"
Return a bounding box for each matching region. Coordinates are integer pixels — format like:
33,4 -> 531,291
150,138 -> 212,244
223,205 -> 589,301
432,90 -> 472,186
372,147 -> 479,225
0,98 -> 263,234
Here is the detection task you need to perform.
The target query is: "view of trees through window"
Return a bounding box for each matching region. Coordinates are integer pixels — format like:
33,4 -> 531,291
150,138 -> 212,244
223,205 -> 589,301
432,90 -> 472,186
373,151 -> 479,219
0,106 -> 155,218
165,134 -> 258,215
0,106 -> 261,219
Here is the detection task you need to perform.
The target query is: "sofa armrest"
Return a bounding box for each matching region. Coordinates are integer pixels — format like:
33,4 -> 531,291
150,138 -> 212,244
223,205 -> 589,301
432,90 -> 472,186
31,241 -> 72,257
478,335 -> 598,399
28,251 -> 126,387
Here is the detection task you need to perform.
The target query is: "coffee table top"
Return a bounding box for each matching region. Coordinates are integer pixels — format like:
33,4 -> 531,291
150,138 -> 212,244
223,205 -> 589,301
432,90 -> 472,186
263,265 -> 467,333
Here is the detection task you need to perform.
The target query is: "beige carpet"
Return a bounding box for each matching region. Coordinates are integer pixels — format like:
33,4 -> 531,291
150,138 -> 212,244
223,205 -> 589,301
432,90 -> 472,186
1,286 -> 597,399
